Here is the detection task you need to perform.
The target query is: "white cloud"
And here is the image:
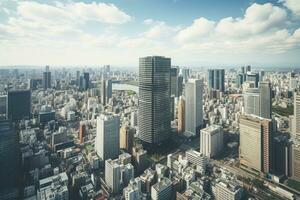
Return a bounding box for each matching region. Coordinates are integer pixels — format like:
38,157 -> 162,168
280,0 -> 300,17
174,17 -> 215,43
143,20 -> 180,39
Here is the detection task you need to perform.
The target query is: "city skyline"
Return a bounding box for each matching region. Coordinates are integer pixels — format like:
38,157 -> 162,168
0,0 -> 300,67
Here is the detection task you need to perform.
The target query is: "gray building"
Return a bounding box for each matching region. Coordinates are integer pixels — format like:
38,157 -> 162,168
259,82 -> 272,119
138,56 -> 171,145
95,113 -> 120,161
101,79 -> 112,105
7,89 -> 31,121
185,79 -> 203,136
151,177 -> 172,200
42,65 -> 51,90
208,69 -> 225,92
244,88 -> 260,116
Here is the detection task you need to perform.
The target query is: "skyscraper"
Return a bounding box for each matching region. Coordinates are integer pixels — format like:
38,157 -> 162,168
292,142 -> 300,181
83,72 -> 90,91
170,67 -> 178,97
0,120 -> 19,198
43,65 -> 51,90
207,69 -> 225,92
293,92 -> 300,138
185,79 -> 203,136
239,115 -> 273,173
243,88 -> 260,116
120,125 -> 135,153
177,96 -> 185,133
259,82 -> 272,119
7,89 -> 31,121
101,79 -> 112,105
95,113 -> 120,161
138,56 -> 171,145
246,72 -> 259,87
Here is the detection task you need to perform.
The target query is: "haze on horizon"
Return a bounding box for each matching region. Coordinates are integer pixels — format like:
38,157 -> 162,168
0,0 -> 300,67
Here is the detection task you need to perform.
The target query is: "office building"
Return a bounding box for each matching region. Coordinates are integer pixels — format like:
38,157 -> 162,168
176,75 -> 183,97
38,105 -> 55,125
105,154 -> 134,195
208,69 -> 225,92
138,56 -> 171,145
38,172 -> 69,200
83,72 -> 90,90
43,65 -> 51,90
79,123 -> 86,144
177,96 -> 185,133
0,120 -> 19,199
259,82 -> 272,119
123,178 -> 142,200
292,142 -> 300,181
213,181 -> 243,200
0,95 -> 7,118
28,78 -> 42,90
95,113 -> 120,161
200,125 -> 223,158
130,111 -> 138,127
236,74 -> 244,88
101,79 -> 112,105
294,93 -> 300,138
273,135 -> 291,177
186,150 -> 208,174
7,89 -> 31,121
185,79 -> 203,136
179,68 -> 189,82
239,115 -> 273,173
243,88 -> 260,116
120,125 -> 135,152
246,72 -> 259,87
170,67 -> 178,97
151,177 -> 172,200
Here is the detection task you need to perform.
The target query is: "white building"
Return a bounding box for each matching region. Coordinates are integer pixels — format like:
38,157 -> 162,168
213,181 -> 243,200
105,154 -> 134,195
123,178 -> 142,200
151,177 -> 172,200
95,113 -> 120,161
185,79 -> 203,136
186,150 -> 208,174
38,172 -> 69,200
200,125 -> 223,158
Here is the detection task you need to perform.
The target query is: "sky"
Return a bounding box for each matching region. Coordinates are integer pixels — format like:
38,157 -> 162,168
0,0 -> 300,68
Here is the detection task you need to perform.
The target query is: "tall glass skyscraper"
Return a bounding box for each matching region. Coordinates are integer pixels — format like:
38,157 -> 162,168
207,69 -> 225,92
138,56 -> 171,145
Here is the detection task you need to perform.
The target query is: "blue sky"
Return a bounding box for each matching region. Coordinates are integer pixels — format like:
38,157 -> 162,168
0,0 -> 299,67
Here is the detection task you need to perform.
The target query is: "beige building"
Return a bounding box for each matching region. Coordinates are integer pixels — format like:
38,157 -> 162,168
293,93 -> 300,138
120,125 -> 135,153
177,96 -> 185,133
292,143 -> 300,181
239,115 -> 273,174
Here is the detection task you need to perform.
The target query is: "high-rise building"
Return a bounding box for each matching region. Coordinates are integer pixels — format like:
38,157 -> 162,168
101,79 -> 112,105
176,75 -> 183,97
177,96 -> 185,133
294,93 -> 300,138
185,79 -> 203,136
239,115 -> 273,173
138,56 -> 171,145
130,111 -> 138,128
79,123 -> 86,144
186,150 -> 208,174
120,125 -> 135,152
200,125 -> 223,158
243,88 -> 260,116
272,135 -> 291,177
0,95 -> 7,118
95,113 -> 120,161
28,78 -> 42,90
179,68 -> 189,82
43,65 -> 51,90
236,74 -> 244,88
7,89 -> 31,121
246,65 -> 251,72
105,154 -> 134,195
246,72 -> 259,87
151,177 -> 172,200
170,67 -> 178,97
292,142 -> 300,181
259,82 -> 272,119
208,69 -> 225,92
0,120 -> 19,199
83,72 -> 90,91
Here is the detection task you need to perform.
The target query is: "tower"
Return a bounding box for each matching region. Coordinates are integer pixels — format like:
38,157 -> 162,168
138,56 -> 171,145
